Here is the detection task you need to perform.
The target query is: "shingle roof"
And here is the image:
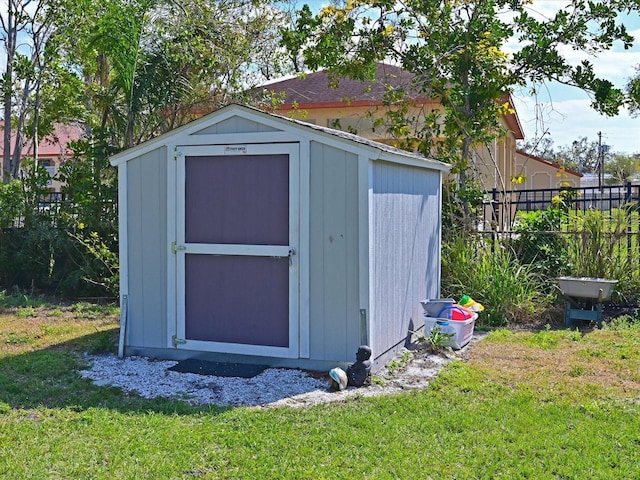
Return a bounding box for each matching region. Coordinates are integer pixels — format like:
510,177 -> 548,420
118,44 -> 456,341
255,63 -> 424,106
255,63 -> 524,139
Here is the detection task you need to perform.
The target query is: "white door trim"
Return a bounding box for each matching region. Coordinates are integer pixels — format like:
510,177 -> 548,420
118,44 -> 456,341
171,143 -> 301,358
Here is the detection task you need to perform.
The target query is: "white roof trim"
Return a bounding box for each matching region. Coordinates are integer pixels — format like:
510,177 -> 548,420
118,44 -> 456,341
110,104 -> 450,172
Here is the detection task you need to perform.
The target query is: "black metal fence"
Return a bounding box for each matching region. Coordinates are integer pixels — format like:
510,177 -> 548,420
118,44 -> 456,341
480,182 -> 640,234
476,183 -> 640,286
9,191 -> 117,228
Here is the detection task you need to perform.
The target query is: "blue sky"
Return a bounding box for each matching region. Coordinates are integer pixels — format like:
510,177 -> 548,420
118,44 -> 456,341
509,3 -> 640,154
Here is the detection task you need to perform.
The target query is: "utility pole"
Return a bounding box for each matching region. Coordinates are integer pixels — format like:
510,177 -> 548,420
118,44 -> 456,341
597,131 -> 603,190
597,132 -> 609,190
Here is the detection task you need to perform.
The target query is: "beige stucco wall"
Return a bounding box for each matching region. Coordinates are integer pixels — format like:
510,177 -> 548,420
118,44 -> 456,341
275,103 -> 520,192
514,152 -> 581,190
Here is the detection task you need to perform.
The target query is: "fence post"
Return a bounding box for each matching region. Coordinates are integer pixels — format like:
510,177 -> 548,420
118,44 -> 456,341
491,188 -> 498,250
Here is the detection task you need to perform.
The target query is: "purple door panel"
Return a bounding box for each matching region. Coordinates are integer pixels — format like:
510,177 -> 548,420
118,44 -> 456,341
185,155 -> 289,245
185,254 -> 289,347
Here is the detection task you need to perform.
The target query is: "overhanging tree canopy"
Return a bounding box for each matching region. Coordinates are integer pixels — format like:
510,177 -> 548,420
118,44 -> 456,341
283,0 -> 635,185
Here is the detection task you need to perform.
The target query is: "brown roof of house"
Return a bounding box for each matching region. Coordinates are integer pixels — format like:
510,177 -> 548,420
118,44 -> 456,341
256,63 -> 423,107
255,63 -> 524,139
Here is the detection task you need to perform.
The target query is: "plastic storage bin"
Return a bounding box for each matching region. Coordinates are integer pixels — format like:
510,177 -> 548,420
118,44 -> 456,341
423,313 -> 476,349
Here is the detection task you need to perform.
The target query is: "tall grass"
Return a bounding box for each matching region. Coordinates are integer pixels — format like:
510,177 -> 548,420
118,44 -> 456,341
565,207 -> 640,302
441,234 -> 549,326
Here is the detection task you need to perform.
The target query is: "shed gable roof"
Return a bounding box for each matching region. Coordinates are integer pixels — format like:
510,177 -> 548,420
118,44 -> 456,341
110,104 -> 450,171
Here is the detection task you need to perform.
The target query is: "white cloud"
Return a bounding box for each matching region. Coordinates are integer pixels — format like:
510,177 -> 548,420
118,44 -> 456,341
514,94 -> 640,153
508,3 -> 640,153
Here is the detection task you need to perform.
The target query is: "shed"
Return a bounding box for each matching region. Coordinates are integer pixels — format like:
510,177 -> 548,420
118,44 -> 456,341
110,104 -> 450,371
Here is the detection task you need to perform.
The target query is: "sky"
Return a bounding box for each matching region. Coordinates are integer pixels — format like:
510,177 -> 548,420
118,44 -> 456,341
508,3 -> 640,155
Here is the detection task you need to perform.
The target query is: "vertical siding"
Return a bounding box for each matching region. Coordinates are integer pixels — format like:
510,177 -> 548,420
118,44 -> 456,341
193,117 -> 279,135
126,147 -> 168,348
308,142 -> 360,362
369,161 -> 442,359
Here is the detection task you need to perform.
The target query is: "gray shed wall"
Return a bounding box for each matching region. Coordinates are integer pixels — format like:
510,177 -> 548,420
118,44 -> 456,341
308,142 -> 361,362
369,160 -> 442,362
125,146 -> 168,349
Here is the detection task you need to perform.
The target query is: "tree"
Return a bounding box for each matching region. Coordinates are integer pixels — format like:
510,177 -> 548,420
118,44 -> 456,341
604,153 -> 640,184
555,137 -> 604,173
55,0 -> 295,150
517,136 -> 559,162
628,64 -> 640,117
1,0 -> 88,182
283,0 -> 635,224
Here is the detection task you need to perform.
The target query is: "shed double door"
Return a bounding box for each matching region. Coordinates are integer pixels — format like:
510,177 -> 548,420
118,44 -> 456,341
174,144 -> 299,357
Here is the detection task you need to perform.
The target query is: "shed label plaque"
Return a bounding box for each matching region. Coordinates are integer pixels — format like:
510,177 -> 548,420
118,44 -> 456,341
224,145 -> 247,155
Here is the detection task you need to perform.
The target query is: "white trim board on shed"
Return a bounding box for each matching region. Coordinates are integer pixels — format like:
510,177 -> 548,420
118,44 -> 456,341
111,103 -> 450,372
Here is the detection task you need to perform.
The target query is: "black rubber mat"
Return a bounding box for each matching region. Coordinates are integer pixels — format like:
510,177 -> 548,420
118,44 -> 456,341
168,358 -> 268,378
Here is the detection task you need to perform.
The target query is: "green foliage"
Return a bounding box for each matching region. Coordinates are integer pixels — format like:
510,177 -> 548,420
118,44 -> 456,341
564,207 -> 640,301
628,64 -> 640,116
0,291 -> 47,310
55,0 -> 295,149
0,216 -> 65,292
283,0 -> 634,218
0,181 -> 23,228
604,153 -> 640,184
426,326 -> 455,351
442,233 -> 549,326
0,132 -> 119,297
510,208 -> 571,279
87,329 -> 118,354
604,313 -> 640,332
45,132 -> 120,297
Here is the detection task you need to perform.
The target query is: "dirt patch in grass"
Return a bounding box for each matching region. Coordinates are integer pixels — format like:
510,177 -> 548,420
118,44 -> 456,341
465,326 -> 640,402
0,301 -> 119,355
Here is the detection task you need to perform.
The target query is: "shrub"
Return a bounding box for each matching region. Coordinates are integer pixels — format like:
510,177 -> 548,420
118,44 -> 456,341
564,207 -> 640,303
510,208 -> 571,281
442,233 -> 550,326
0,132 -> 119,298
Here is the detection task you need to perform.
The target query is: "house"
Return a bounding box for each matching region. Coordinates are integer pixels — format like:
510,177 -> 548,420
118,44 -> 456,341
0,122 -> 85,189
109,104 -> 450,371
514,150 -> 582,190
253,63 -> 525,192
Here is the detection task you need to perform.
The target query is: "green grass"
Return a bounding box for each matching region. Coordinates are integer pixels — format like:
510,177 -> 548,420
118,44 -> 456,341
1,300 -> 639,479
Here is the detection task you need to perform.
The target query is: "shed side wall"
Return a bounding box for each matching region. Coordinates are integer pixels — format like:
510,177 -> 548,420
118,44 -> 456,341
308,142 -> 361,362
369,161 -> 442,361
125,146 -> 168,349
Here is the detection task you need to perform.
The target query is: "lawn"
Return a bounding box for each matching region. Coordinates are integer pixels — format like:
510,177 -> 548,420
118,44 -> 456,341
1,298 -> 639,479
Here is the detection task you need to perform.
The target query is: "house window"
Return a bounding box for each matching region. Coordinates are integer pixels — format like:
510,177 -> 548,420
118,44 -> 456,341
38,158 -> 56,187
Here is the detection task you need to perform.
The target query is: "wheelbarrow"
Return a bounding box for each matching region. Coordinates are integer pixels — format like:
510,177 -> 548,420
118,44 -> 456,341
556,276 -> 617,328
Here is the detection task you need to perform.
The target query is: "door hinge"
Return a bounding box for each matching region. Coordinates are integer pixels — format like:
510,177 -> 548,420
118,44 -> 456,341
172,335 -> 187,347
171,241 -> 187,254
173,149 -> 183,159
